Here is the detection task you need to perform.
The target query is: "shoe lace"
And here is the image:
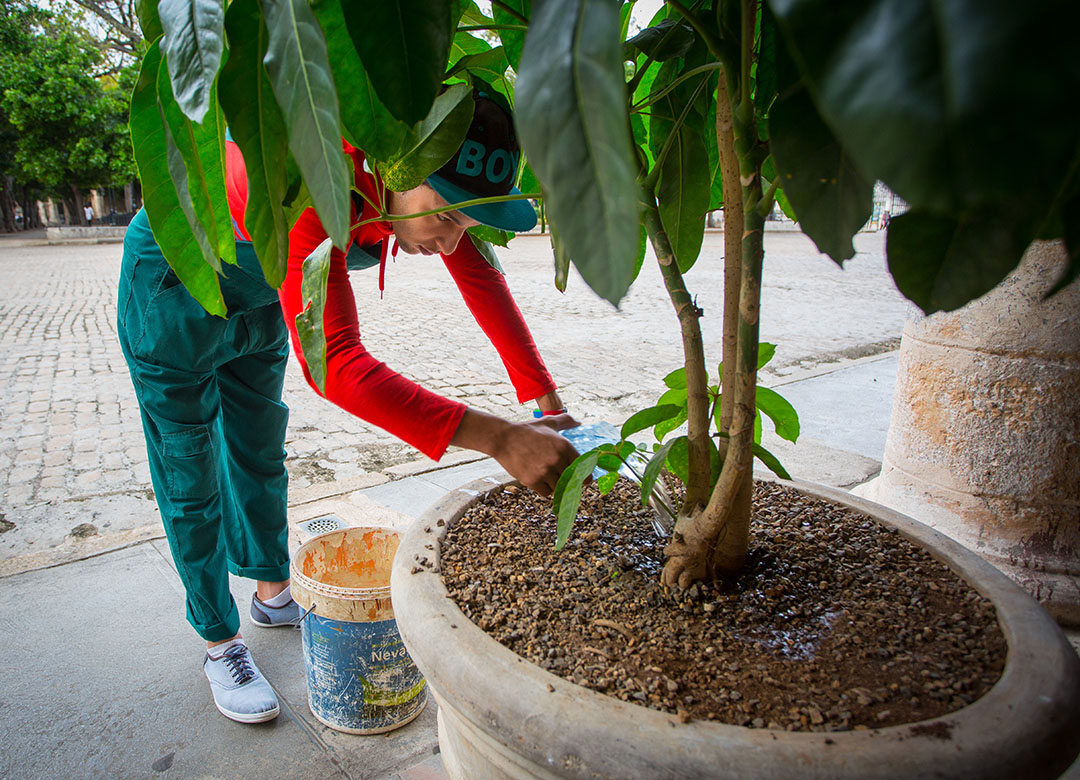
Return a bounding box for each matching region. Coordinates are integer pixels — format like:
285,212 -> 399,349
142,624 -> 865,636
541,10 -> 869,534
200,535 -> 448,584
222,646 -> 255,685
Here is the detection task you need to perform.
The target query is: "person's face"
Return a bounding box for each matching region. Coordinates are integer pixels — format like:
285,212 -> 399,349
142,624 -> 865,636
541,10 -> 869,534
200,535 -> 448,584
387,184 -> 481,256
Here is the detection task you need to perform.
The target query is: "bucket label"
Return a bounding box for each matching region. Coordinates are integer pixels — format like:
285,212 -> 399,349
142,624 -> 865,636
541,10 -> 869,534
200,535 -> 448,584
302,613 -> 426,733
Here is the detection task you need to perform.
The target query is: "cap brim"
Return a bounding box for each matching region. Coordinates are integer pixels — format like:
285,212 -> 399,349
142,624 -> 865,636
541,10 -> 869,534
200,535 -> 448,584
427,173 -> 538,233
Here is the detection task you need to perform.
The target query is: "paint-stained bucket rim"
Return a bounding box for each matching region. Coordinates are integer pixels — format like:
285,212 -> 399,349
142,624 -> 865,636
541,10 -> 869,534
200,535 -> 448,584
289,527 -> 397,603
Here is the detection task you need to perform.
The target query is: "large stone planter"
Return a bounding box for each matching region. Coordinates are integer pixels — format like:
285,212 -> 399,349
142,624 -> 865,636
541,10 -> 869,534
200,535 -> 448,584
391,476 -> 1080,780
856,241 -> 1080,625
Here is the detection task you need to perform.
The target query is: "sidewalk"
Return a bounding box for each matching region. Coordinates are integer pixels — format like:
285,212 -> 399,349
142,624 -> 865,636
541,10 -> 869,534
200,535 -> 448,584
0,353 -> 894,780
2,229 -> 1075,778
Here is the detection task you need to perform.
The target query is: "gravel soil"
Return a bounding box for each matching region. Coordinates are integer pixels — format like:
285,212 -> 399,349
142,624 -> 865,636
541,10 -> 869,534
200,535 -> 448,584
440,480 -> 1007,733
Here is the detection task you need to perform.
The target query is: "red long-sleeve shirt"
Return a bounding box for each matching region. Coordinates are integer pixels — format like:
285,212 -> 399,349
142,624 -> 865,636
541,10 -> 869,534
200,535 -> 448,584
225,141 -> 556,460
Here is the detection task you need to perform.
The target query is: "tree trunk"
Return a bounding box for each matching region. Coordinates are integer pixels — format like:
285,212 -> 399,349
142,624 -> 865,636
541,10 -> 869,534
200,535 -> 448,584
1,176 -> 16,232
641,190 -> 713,512
70,184 -> 87,226
662,12 -> 765,586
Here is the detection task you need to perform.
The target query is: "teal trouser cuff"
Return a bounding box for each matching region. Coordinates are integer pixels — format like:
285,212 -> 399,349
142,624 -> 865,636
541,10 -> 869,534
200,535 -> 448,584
228,560 -> 292,582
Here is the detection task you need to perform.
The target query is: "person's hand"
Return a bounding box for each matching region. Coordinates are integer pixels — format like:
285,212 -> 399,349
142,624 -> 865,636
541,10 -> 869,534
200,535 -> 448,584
450,409 -> 580,497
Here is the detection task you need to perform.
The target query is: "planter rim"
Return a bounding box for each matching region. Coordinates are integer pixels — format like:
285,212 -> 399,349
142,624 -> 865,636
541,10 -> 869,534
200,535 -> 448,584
391,475 -> 1080,780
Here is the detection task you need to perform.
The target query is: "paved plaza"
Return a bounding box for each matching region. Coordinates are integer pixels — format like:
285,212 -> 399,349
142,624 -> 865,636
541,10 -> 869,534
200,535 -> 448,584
0,228 -> 916,573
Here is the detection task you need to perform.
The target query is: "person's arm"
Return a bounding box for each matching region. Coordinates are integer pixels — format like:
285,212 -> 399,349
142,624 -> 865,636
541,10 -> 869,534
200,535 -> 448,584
278,211 -> 579,494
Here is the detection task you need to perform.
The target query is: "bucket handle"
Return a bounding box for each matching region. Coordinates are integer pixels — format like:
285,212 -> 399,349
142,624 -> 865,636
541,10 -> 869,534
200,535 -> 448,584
295,601 -> 317,630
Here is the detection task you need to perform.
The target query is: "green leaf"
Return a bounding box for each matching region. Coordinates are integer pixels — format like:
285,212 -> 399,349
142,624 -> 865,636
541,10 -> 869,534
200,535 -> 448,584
551,225 -> 571,293
757,386 -> 800,442
552,450 -> 599,550
757,342 -> 776,369
158,0 -> 223,123
886,207 -> 1031,314
449,28 -> 492,66
378,84 -> 475,192
767,0 -> 1080,220
492,0 -> 529,70
220,0 -> 291,288
137,0 -> 163,42
626,19 -> 695,61
752,442 -> 791,480
754,4 -> 778,116
311,0 -> 410,161
343,0 -> 452,124
468,233 -> 505,274
261,0 -> 351,250
655,406 -> 687,442
516,0 -> 639,306
664,435 -> 690,485
447,46 -> 513,106
663,366 -> 687,390
640,439 -> 676,508
597,471 -> 620,495
753,408 -> 763,445
295,237 -> 333,392
768,51 -> 872,264
621,403 -> 683,439
156,59 -> 234,270
129,42 -> 225,316
648,61 -> 710,272
468,223 -> 513,248
459,1 -> 493,27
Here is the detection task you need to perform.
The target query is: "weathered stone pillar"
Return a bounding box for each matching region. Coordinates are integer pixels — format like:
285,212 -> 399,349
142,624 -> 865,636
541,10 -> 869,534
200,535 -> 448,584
856,241 -> 1080,625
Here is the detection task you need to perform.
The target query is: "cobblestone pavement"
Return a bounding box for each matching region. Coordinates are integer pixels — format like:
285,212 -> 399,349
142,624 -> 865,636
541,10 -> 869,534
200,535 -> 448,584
0,229 -> 916,566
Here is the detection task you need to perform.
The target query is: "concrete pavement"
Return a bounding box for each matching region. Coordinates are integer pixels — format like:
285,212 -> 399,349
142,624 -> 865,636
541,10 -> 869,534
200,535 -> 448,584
0,227 -> 1001,779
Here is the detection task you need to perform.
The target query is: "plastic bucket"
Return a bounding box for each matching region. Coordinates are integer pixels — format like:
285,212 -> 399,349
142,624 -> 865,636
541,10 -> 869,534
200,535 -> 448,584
290,527 -> 427,734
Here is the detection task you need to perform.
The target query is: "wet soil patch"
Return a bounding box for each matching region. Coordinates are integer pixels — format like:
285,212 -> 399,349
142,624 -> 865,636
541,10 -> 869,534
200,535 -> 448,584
441,480 -> 1006,732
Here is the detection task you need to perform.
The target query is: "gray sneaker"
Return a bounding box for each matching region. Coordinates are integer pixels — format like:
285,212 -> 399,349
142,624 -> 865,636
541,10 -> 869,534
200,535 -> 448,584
203,644 -> 280,724
250,593 -> 301,627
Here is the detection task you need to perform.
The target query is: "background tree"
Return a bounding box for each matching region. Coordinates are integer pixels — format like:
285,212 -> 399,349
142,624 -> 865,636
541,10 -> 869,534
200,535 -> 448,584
0,0 -> 136,227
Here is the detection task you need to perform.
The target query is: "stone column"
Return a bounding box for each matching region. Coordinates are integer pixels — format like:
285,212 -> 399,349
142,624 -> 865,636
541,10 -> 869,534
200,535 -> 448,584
856,241 -> 1080,626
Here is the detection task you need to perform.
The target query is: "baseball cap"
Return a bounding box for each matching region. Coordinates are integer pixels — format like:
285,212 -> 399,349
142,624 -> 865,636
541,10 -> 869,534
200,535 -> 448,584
426,92 -> 538,233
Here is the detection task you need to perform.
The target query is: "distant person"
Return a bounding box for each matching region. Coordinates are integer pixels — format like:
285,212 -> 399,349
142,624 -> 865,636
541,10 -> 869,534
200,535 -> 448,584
83,204 -> 94,226
117,91 -> 579,724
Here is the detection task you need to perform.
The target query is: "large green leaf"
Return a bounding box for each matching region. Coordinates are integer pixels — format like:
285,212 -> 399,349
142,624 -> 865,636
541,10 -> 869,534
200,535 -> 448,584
648,61 -> 711,272
551,225 -> 571,293
295,237 -> 333,392
640,439 -> 676,508
446,46 -> 513,106
766,0 -> 1080,216
769,72 -> 872,263
552,450 -> 599,550
129,42 -> 225,316
467,233 -> 505,274
261,0 -> 350,249
377,84 -> 475,193
157,48 -> 235,271
220,0 -> 289,288
516,0 -> 639,306
752,442 -> 791,480
449,28 -> 491,66
158,0 -> 223,123
137,0 -> 163,42
492,0 -> 529,70
311,0 -> 410,162
756,386 -> 800,442
621,404 -> 683,439
342,0 -> 451,125
885,207 -> 1031,314
626,19 -> 695,62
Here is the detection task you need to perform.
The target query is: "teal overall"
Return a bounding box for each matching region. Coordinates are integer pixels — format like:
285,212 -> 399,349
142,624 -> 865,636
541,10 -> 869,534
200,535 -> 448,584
117,209 -> 290,642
